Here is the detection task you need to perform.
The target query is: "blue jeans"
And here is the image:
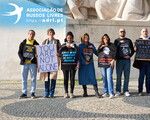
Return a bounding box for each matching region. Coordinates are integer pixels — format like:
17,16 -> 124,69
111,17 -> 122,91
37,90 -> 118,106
138,61 -> 150,93
21,63 -> 37,95
101,67 -> 114,95
116,59 -> 130,93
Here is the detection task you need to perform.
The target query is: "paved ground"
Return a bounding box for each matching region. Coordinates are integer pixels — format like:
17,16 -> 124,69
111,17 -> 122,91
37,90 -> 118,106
0,79 -> 150,120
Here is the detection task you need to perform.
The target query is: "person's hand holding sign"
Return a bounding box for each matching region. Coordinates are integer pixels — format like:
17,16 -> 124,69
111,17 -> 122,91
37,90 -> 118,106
120,40 -> 125,44
75,65 -> 80,70
88,45 -> 94,49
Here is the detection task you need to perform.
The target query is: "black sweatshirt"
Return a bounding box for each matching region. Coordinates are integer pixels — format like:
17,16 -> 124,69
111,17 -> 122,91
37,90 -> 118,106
97,43 -> 116,68
59,42 -> 80,70
114,37 -> 134,59
18,39 -> 39,65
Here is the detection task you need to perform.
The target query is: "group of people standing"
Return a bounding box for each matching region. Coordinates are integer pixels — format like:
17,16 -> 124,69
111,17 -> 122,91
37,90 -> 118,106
18,28 -> 150,99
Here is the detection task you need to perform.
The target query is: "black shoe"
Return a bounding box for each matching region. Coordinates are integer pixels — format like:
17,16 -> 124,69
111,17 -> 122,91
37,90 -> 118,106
19,94 -> 27,99
95,92 -> 101,98
31,93 -> 35,99
83,93 -> 88,97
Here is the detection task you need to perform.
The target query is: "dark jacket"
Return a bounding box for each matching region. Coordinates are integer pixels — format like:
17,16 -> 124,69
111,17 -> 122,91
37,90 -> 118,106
59,42 -> 80,70
114,37 -> 134,59
18,39 -> 39,65
97,43 -> 116,68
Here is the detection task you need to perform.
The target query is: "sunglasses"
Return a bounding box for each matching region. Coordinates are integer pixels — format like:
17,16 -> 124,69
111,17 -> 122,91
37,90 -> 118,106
120,31 -> 125,33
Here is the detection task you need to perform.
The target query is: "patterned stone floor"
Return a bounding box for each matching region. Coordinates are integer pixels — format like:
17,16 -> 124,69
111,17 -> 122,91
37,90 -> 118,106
0,80 -> 150,120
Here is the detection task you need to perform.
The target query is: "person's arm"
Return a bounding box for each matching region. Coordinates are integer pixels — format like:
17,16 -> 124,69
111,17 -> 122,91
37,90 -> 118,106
75,46 -> 81,69
18,42 -> 24,62
112,44 -> 117,60
79,45 -> 86,64
134,41 -> 137,52
58,43 -> 66,55
129,40 -> 134,57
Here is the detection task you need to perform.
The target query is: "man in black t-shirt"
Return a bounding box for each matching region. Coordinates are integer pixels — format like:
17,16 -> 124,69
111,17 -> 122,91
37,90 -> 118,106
114,28 -> 134,97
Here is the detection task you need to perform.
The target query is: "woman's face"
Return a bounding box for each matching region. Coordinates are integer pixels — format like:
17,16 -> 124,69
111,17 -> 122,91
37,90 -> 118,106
84,35 -> 89,43
67,35 -> 73,43
103,36 -> 109,44
48,31 -> 54,37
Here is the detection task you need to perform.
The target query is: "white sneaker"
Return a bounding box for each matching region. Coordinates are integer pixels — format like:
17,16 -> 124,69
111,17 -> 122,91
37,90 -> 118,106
70,93 -> 74,98
102,93 -> 109,97
115,92 -> 121,97
124,91 -> 130,97
64,93 -> 69,98
109,94 -> 114,99
138,92 -> 143,96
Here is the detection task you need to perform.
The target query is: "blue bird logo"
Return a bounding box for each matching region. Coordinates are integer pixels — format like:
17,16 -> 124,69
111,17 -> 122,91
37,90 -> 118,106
3,3 -> 23,24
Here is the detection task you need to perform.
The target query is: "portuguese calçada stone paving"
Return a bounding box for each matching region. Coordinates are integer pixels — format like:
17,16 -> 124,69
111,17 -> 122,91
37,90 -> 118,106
0,80 -> 150,120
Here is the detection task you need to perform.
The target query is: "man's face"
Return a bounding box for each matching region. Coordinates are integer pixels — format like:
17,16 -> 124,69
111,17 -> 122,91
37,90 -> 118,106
28,31 -> 35,40
119,29 -> 126,38
141,29 -> 148,37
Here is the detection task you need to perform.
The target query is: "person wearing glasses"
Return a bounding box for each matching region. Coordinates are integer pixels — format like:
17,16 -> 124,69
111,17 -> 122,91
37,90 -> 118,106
114,28 -> 134,97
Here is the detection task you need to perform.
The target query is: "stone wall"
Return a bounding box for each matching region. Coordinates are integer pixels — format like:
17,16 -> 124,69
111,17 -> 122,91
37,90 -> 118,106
66,19 -> 150,79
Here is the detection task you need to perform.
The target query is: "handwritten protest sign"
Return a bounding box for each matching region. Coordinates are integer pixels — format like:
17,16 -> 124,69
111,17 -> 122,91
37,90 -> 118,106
135,39 -> 150,61
36,44 -> 58,73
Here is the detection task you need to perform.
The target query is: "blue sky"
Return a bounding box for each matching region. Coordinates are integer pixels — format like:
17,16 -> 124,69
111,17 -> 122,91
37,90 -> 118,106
0,0 -> 66,28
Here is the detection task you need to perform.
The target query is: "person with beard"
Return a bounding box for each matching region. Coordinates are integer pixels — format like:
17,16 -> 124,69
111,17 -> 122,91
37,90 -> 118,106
114,28 -> 134,97
97,34 -> 116,99
59,31 -> 80,98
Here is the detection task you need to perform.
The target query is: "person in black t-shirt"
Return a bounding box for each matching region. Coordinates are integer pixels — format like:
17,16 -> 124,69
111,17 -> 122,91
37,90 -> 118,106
114,28 -> 134,97
59,31 -> 80,98
97,34 -> 116,99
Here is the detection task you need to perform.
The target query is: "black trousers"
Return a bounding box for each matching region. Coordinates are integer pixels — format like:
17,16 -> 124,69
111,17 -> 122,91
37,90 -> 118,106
82,84 -> 99,93
63,70 -> 76,93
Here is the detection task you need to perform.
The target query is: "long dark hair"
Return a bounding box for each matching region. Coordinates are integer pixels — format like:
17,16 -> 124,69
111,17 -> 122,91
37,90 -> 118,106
64,31 -> 74,42
98,34 -> 110,48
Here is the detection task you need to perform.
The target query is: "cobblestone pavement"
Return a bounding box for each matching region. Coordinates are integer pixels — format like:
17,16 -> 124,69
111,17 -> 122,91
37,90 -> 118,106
0,80 -> 150,120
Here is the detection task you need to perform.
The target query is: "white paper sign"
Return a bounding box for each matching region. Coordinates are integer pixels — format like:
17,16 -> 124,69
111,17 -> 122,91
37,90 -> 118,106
36,44 -> 58,73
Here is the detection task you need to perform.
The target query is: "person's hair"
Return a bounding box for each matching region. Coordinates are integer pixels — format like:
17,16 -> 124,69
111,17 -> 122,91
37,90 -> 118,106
28,29 -> 35,35
80,33 -> 90,43
64,31 -> 74,42
98,34 -> 110,48
141,28 -> 148,32
47,28 -> 55,35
